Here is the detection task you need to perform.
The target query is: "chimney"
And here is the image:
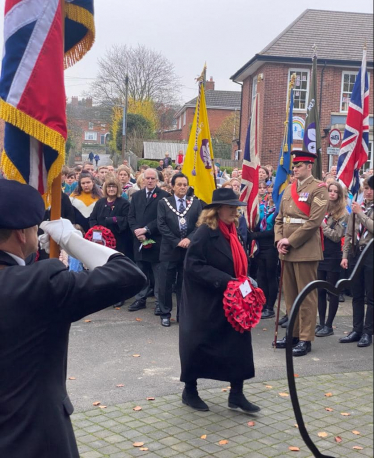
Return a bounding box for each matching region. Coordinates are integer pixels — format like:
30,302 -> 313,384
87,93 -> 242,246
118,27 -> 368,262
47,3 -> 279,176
71,96 -> 78,107
85,98 -> 93,108
205,77 -> 215,91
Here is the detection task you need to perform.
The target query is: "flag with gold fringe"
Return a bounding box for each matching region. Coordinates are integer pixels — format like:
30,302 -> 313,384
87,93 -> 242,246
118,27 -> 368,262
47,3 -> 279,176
0,0 -> 95,205
272,74 -> 295,211
182,68 -> 216,204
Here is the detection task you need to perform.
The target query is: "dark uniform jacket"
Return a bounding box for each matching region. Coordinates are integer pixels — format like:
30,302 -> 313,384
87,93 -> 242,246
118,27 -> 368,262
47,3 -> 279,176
179,224 -> 255,383
157,195 -> 202,262
0,252 -> 146,458
128,187 -> 169,263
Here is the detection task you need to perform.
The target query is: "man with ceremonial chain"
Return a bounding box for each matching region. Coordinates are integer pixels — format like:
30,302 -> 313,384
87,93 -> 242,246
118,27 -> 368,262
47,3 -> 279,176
157,173 -> 202,327
273,151 -> 328,356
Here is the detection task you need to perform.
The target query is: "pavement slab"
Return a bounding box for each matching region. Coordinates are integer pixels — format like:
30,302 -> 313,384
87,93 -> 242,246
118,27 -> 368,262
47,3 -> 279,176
72,371 -> 373,458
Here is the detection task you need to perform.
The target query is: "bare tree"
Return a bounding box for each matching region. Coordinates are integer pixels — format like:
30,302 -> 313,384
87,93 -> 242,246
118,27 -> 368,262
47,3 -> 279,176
90,44 -> 181,107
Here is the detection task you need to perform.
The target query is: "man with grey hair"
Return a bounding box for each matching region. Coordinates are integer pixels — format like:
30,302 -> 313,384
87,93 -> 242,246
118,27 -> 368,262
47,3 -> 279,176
128,169 -> 169,312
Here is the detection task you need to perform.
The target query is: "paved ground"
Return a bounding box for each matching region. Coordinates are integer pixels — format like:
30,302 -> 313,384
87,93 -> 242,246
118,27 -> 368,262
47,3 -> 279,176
72,371 -> 373,458
67,295 -> 373,457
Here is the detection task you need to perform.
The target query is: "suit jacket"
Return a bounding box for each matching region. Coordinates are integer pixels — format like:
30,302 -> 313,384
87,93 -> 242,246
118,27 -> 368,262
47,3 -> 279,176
157,195 -> 202,262
162,157 -> 172,168
128,187 -> 169,262
0,251 -> 146,458
274,176 -> 328,262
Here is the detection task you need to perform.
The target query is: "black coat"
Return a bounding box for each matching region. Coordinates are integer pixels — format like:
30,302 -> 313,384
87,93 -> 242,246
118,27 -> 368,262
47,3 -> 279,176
0,251 -> 146,458
179,224 -> 255,383
128,187 -> 169,263
89,197 -> 132,257
157,196 -> 202,262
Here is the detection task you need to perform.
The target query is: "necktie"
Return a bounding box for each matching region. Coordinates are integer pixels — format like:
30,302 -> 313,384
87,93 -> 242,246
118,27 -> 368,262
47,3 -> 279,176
178,198 -> 188,238
147,191 -> 152,200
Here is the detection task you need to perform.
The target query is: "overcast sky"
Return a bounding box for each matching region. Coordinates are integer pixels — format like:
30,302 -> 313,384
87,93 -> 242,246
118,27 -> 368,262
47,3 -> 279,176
0,0 -> 372,104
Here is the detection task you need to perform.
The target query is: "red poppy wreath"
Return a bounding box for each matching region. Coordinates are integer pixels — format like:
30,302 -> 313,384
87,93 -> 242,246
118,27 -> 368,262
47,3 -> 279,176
85,225 -> 117,249
223,277 -> 265,333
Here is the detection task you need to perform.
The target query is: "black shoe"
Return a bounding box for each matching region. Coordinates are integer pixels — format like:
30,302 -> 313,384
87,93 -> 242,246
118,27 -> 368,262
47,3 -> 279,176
228,393 -> 261,413
339,294 -> 345,303
316,325 -> 334,337
154,306 -> 161,316
112,301 -> 124,308
272,336 -> 299,349
278,315 -> 288,325
128,300 -> 146,312
339,331 -> 362,343
261,309 -> 275,319
182,389 -> 209,411
315,324 -> 323,334
292,340 -> 311,357
161,318 -> 170,327
281,319 -> 289,328
357,333 -> 372,348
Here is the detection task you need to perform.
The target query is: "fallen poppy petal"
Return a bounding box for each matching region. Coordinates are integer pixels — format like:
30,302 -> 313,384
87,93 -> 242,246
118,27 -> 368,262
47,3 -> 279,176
116,384 -> 124,388
289,446 -> 300,451
146,397 -> 155,401
324,393 -> 333,397
135,318 -> 142,322
265,385 -> 273,389
139,448 -> 149,451
248,421 -> 255,427
99,405 -> 107,409
325,407 -> 333,412
133,354 -> 141,358
133,406 -> 142,411
84,320 -> 91,323
353,446 -> 363,450
341,412 -> 351,416
335,436 -> 342,443
200,435 -> 207,439
218,440 -> 228,445
294,374 -> 300,378
352,431 -> 361,435
92,401 -> 101,406
68,377 -> 76,380
133,442 -> 144,447
278,392 -> 289,397
318,432 -> 329,438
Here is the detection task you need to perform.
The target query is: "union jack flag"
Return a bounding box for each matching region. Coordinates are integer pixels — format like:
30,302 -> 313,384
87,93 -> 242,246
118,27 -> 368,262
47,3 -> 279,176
337,48 -> 369,195
240,93 -> 260,230
0,0 -> 95,204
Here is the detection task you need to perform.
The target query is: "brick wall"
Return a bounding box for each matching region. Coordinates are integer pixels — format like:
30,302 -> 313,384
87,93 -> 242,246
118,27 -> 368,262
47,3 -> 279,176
239,62 -> 374,172
158,129 -> 183,141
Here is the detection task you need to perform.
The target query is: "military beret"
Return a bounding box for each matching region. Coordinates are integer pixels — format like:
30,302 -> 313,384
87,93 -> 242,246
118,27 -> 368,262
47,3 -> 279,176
0,180 -> 45,229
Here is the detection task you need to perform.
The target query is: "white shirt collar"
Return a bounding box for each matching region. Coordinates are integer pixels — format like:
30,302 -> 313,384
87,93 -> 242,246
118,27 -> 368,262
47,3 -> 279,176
4,251 -> 26,266
174,194 -> 186,206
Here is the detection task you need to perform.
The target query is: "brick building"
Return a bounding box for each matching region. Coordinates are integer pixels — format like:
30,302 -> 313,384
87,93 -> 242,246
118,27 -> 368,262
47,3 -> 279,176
231,9 -> 374,172
161,78 -> 241,144
67,97 -> 112,156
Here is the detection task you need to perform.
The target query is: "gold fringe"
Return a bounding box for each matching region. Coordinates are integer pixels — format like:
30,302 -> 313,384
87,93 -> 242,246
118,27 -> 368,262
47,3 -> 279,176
0,100 -> 65,207
64,3 -> 95,69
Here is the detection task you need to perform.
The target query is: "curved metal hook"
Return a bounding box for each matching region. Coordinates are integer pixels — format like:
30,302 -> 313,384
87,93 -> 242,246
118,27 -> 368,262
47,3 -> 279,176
286,239 -> 373,458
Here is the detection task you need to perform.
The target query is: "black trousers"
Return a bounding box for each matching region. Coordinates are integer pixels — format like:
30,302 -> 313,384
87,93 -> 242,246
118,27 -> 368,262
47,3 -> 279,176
257,249 -> 279,311
135,261 -> 160,306
317,270 -> 340,327
351,260 -> 373,335
158,260 -> 183,319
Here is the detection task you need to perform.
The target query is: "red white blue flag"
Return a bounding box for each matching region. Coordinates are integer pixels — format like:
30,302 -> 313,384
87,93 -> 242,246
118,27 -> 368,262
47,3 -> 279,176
0,0 -> 95,204
240,93 -> 260,231
337,48 -> 369,195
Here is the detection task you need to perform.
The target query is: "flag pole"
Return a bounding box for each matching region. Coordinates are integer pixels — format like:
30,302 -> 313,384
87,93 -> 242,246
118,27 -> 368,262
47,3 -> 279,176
49,0 -> 65,259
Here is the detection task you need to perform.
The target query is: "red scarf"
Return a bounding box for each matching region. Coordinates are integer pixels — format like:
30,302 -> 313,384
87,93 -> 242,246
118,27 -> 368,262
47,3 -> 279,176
218,220 -> 248,278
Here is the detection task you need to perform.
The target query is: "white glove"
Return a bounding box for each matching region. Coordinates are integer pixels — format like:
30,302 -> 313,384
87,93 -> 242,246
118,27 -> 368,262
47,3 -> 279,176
38,233 -> 51,253
40,218 -> 82,249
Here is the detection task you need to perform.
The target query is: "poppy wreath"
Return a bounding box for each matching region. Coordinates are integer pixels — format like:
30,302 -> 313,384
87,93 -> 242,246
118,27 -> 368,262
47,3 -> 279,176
223,276 -> 266,333
85,225 -> 117,249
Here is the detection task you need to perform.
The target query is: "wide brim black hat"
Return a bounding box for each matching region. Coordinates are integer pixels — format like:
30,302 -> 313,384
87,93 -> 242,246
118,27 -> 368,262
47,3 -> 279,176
204,188 -> 247,209
0,179 -> 45,229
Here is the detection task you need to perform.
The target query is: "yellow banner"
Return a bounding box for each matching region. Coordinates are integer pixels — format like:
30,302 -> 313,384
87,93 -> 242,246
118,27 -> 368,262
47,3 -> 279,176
182,83 -> 216,204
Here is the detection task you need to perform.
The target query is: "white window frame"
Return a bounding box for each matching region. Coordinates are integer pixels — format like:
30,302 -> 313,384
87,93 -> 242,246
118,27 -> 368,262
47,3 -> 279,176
84,131 -> 97,141
288,68 -> 310,112
340,71 -> 358,113
88,122 -> 94,130
252,75 -> 257,108
183,111 -> 186,126
178,116 -> 182,129
363,140 -> 373,171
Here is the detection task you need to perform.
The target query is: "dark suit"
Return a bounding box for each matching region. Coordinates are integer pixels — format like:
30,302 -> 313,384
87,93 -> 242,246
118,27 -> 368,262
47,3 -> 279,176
162,157 -> 172,168
157,195 -> 202,319
128,187 -> 169,304
0,251 -> 145,458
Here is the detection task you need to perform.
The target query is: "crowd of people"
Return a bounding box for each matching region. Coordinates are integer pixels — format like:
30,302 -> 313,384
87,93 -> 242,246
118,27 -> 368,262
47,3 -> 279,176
51,154 -> 374,348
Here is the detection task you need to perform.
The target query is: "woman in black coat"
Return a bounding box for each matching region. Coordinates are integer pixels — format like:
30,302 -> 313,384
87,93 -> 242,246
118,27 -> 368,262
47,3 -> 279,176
179,188 -> 260,413
89,176 -> 133,258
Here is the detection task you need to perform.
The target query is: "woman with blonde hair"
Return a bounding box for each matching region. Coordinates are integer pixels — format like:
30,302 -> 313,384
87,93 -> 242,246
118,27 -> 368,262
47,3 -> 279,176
70,172 -> 102,232
316,181 -> 348,337
89,176 -> 132,259
179,188 -> 260,414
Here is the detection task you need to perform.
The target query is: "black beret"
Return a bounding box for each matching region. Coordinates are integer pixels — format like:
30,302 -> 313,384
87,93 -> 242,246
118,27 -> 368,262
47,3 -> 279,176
368,175 -> 373,190
0,180 -> 45,229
